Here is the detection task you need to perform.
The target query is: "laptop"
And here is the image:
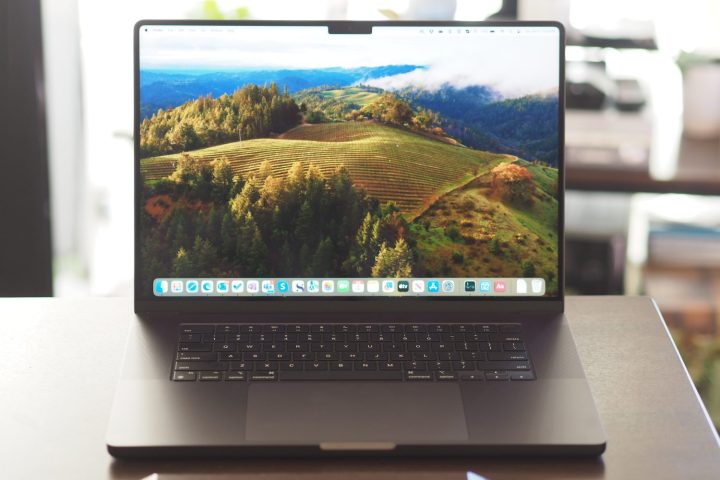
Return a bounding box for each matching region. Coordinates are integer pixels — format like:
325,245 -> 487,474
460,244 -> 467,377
107,20 -> 605,457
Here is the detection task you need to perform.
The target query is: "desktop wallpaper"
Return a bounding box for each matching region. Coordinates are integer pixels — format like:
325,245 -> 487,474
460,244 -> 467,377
138,26 -> 560,296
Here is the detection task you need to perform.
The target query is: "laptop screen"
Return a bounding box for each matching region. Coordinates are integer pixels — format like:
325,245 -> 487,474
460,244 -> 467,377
137,23 -> 562,300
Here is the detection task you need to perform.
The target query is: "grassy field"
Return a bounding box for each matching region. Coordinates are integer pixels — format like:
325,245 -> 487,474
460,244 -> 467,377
410,159 -> 559,293
313,86 -> 382,106
141,121 -> 510,219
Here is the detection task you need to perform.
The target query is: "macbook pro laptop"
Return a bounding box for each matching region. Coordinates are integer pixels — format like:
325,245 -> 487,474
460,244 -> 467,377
107,20 -> 605,457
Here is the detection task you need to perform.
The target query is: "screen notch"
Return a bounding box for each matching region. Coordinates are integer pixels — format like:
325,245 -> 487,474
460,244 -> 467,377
328,23 -> 372,34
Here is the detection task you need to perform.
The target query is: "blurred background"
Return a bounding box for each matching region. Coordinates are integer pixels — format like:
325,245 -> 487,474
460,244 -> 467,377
3,0 -> 720,428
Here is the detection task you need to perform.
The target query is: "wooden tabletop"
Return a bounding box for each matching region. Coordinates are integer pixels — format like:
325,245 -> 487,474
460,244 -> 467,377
1,296 -> 718,479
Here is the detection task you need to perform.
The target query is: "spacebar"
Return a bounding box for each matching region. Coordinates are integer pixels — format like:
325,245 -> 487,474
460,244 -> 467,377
279,371 -> 403,381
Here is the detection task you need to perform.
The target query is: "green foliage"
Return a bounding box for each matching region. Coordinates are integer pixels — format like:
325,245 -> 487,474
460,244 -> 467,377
452,250 -> 464,264
489,237 -> 501,255
141,155 -> 413,278
140,83 -> 300,157
521,260 -> 536,277
371,238 -> 413,277
491,162 -> 536,206
361,93 -> 414,126
446,225 -> 461,243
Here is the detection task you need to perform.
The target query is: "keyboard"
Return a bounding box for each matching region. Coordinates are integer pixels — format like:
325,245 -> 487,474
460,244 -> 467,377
172,323 -> 535,382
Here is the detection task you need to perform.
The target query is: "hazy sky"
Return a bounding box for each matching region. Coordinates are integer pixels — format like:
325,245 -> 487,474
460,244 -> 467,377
140,25 -> 560,97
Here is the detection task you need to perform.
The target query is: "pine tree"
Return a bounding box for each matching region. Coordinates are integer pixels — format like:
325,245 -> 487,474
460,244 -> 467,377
371,238 -> 413,277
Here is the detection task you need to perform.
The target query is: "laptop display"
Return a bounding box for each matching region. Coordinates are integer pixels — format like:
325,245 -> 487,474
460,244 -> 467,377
137,24 -> 561,299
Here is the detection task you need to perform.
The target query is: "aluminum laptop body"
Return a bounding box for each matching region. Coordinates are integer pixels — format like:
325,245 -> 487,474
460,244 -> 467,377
107,20 -> 605,457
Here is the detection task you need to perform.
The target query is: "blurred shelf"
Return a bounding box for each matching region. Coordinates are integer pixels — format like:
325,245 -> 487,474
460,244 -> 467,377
567,136 -> 720,195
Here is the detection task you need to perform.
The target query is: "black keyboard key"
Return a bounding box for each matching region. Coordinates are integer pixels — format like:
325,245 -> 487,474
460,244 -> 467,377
219,352 -> 241,361
431,342 -> 453,352
452,361 -> 473,370
477,361 -> 530,371
251,371 -> 277,381
255,362 -> 279,371
490,334 -> 523,342
429,361 -> 452,370
310,343 -> 331,352
379,361 -> 401,370
359,343 -> 379,352
213,342 -> 236,352
364,352 -> 386,362
478,342 -> 502,351
293,352 -> 313,361
172,371 -> 197,381
476,324 -> 497,333
511,372 -> 536,381
244,352 -> 265,361
408,342 -> 429,352
486,371 -> 509,381
179,334 -> 203,342
355,361 -> 377,371
402,361 -> 427,371
180,325 -> 214,334
503,342 -> 526,351
229,361 -> 251,371
461,351 -> 486,361
412,352 -> 437,361
459,373 -> 484,381
342,352 -> 361,361
179,343 -> 212,352
310,325 -> 330,333
216,325 -> 239,334
288,343 -> 309,352
405,324 -> 426,333
330,361 -> 352,370
488,352 -> 528,361
305,361 -> 328,371
262,325 -> 285,333
279,371 -> 403,381
428,324 -> 448,333
239,325 -> 261,333
225,371 -> 247,381
335,324 -> 357,333
381,325 -> 400,333
287,325 -> 309,333
382,342 -> 403,352
438,352 -> 460,361
279,361 -> 301,370
405,371 -> 433,381
239,343 -> 258,352
436,370 -> 457,381
176,353 -> 217,361
199,371 -> 222,381
336,343 -> 357,352
175,361 -> 228,371
359,325 -> 379,333
268,352 -> 290,361
262,343 -> 284,352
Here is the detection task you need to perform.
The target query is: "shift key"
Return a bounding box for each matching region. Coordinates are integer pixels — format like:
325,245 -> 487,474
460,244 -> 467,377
174,361 -> 228,371
476,361 -> 530,371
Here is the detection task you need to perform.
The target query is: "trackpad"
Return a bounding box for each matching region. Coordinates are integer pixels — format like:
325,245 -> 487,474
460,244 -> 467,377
245,382 -> 469,443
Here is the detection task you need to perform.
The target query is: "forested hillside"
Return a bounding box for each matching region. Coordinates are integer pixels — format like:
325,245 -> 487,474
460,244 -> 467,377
139,83 -> 300,157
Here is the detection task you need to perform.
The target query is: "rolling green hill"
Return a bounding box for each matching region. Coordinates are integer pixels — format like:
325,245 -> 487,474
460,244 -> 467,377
141,121 -> 510,219
292,86 -> 383,121
410,159 -> 559,294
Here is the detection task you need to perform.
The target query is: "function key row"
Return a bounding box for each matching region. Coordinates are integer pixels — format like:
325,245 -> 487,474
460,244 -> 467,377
181,323 -> 522,335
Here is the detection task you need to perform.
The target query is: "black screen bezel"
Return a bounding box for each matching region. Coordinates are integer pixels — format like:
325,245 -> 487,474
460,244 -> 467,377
133,20 -> 566,315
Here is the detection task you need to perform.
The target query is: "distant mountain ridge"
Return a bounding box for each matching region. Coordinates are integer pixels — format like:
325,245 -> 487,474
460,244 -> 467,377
140,65 -> 422,118
399,84 -> 559,166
